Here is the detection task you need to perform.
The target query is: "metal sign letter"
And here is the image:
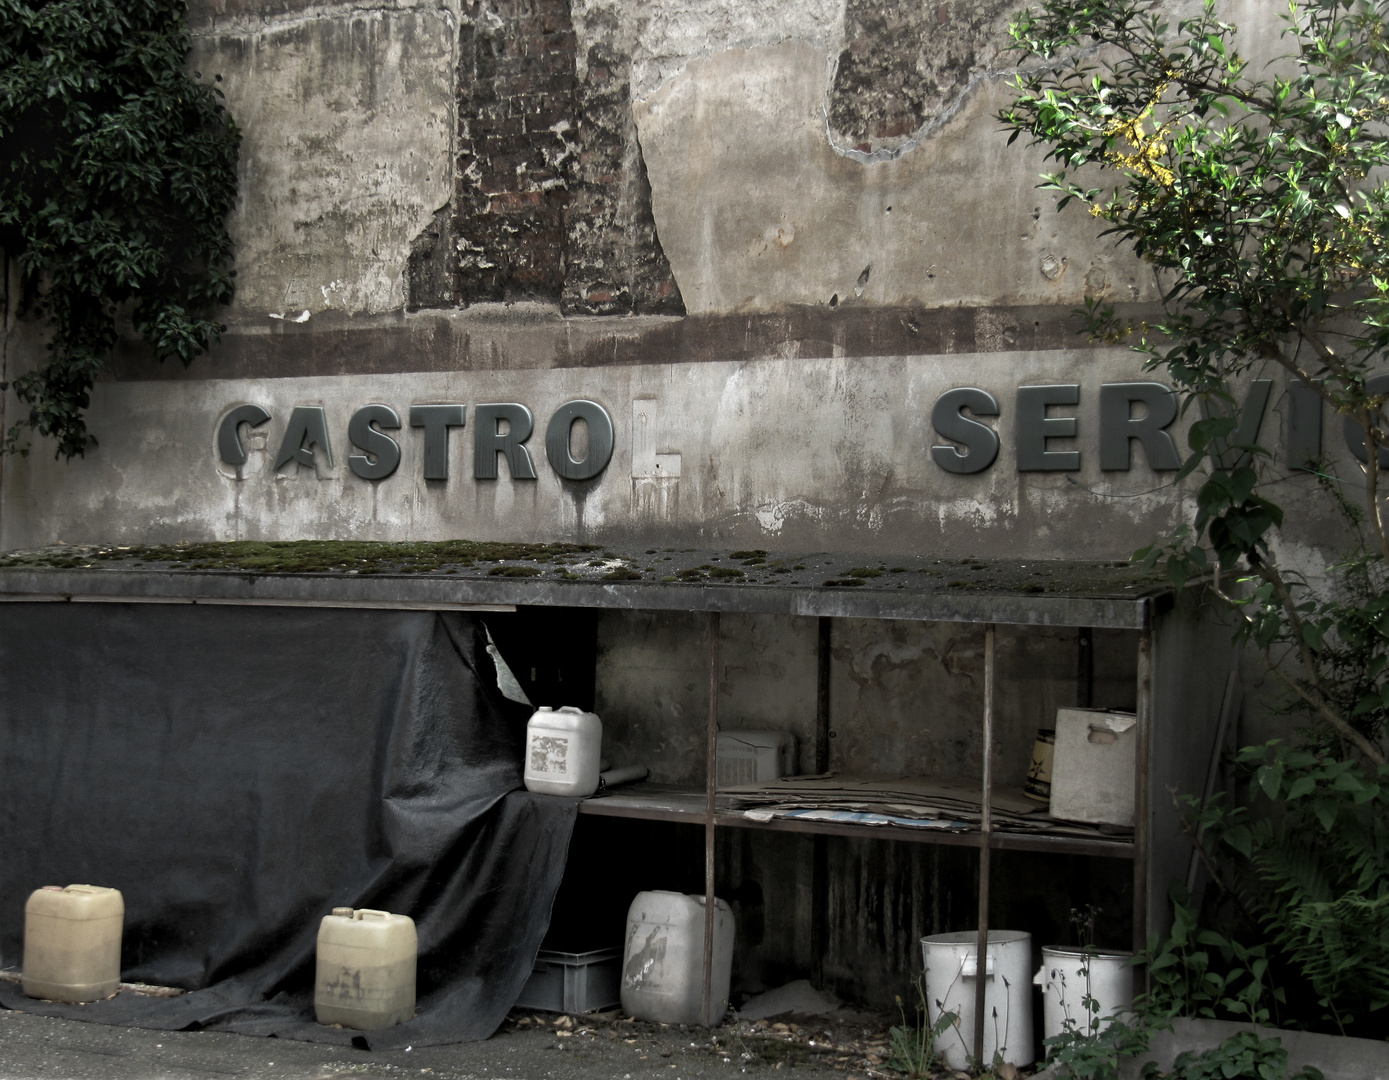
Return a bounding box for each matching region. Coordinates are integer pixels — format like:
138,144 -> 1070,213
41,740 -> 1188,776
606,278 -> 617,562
546,400 -> 614,481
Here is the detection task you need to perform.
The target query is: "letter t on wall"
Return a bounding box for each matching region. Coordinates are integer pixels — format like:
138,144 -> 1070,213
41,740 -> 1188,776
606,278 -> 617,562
410,405 -> 467,480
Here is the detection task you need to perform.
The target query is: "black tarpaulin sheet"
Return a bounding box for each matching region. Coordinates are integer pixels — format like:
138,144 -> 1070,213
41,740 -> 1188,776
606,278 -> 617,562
0,602 -> 577,1047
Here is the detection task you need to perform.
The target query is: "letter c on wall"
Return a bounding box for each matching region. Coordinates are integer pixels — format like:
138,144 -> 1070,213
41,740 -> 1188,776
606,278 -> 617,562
546,400 -> 615,481
218,404 -> 271,467
930,388 -> 1000,474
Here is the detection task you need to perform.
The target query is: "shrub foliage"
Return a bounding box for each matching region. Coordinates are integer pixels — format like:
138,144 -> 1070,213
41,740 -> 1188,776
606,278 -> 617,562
1002,0 -> 1389,1053
0,0 -> 239,458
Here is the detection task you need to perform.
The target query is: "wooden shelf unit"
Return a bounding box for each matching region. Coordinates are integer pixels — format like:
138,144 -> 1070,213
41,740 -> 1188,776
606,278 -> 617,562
1,555 -> 1233,1057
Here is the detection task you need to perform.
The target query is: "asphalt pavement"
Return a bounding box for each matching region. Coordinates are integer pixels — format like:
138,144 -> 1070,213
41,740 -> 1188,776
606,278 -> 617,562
0,1008 -> 903,1080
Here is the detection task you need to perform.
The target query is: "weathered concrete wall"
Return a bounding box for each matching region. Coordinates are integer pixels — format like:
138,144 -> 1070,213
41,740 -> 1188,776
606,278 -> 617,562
635,37 -> 1155,313
0,334 -> 1347,560
170,0 -> 1280,325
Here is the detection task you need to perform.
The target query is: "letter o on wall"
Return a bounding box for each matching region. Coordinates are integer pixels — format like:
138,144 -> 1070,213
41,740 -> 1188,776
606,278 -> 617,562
546,400 -> 614,480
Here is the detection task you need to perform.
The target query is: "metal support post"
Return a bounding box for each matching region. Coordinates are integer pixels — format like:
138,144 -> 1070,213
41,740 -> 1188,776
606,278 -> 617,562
702,610 -> 720,1025
973,623 -> 995,1066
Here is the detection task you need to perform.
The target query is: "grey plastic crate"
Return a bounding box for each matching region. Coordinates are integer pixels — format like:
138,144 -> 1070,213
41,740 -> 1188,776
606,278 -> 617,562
514,947 -> 622,1014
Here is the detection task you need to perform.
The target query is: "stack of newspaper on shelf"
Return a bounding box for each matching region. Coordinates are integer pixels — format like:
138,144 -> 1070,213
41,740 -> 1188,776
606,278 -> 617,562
719,774 -> 1131,839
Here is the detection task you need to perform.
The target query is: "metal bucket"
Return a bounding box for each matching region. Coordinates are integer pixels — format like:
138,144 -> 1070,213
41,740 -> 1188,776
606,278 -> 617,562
921,930 -> 1035,1070
1038,946 -> 1135,1039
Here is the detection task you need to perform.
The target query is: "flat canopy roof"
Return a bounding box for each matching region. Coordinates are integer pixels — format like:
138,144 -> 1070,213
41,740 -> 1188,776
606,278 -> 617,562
0,541 -> 1172,629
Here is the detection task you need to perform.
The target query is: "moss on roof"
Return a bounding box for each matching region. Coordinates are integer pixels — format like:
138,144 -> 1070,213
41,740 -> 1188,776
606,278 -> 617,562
0,540 -> 1171,600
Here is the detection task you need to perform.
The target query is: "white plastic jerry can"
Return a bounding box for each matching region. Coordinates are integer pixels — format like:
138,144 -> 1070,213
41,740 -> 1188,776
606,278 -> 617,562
621,890 -> 734,1026
23,884 -> 125,1003
523,706 -> 603,797
315,907 -> 417,1030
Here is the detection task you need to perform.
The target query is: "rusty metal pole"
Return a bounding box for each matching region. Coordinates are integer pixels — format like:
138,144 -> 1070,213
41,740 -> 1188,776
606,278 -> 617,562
1134,616 -> 1153,960
973,623 -> 995,1066
702,610 -> 720,1025
812,616 -> 832,986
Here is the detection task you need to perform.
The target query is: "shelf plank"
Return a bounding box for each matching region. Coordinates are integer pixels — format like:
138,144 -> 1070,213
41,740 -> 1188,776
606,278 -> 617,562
577,786 -> 1135,858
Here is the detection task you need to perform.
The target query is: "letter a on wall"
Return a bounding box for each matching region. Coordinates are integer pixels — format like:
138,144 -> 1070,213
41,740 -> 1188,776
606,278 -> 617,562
274,406 -> 334,470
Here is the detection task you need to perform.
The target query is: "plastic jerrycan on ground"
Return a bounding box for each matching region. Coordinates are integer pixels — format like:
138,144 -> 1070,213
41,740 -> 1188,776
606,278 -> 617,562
23,885 -> 125,1003
621,890 -> 734,1026
523,705 -> 603,797
315,907 -> 418,1030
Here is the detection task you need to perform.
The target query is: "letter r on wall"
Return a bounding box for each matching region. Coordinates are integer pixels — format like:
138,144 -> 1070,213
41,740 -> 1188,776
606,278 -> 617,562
1099,383 -> 1180,470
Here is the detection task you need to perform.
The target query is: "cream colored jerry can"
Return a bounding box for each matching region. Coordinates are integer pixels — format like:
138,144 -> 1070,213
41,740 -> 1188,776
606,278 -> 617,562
23,884 -> 125,1003
314,907 -> 417,1030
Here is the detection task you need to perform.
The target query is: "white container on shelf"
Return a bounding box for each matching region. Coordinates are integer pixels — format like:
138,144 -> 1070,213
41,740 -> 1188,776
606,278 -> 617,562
921,930 -> 1034,1071
715,730 -> 797,788
621,891 -> 734,1026
1038,946 -> 1136,1039
1049,707 -> 1138,826
315,907 -> 417,1030
22,885 -> 125,1003
523,706 -> 603,797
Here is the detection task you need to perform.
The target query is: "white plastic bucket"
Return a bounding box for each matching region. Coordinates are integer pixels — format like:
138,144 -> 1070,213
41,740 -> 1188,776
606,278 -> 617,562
921,930 -> 1034,1070
1038,946 -> 1135,1039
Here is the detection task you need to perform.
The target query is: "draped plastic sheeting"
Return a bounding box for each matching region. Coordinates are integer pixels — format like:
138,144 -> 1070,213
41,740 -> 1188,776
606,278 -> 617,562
0,603 -> 576,1047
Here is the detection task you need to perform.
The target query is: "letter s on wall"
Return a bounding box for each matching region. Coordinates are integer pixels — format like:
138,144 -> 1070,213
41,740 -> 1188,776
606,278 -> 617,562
348,405 -> 403,480
930,388 -> 1000,475
218,404 -> 272,467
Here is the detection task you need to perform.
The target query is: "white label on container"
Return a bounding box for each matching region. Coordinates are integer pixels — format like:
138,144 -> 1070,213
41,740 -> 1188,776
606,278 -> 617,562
530,735 -> 570,774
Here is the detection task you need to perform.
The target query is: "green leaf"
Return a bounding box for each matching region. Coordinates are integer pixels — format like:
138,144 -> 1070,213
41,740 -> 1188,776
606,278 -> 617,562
1223,824 -> 1253,858
1286,775 -> 1317,799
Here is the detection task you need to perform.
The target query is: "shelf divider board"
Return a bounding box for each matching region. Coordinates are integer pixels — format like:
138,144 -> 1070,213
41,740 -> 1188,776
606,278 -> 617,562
702,611 -> 720,1026
575,789 -> 1137,857
973,624 -> 996,1066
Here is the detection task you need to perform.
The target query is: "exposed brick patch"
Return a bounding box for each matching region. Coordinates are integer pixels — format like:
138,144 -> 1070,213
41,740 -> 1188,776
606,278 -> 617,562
455,0 -> 580,304
561,9 -> 683,317
829,0 -> 1015,153
406,204 -> 456,311
447,0 -> 682,315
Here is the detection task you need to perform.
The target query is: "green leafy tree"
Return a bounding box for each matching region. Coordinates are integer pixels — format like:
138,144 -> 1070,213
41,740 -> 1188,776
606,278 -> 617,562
1001,0 -> 1389,768
0,0 -> 239,458
1001,0 -> 1389,1043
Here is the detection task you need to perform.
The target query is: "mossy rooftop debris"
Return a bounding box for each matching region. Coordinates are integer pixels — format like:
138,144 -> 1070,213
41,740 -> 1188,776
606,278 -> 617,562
0,541 -> 1171,598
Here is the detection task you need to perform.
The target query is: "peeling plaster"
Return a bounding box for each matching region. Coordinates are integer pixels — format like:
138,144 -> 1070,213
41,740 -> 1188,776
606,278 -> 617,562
191,7 -> 455,317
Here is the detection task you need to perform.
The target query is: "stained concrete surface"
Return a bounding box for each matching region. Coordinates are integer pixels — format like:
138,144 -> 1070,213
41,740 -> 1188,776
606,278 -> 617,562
0,1009 -> 892,1080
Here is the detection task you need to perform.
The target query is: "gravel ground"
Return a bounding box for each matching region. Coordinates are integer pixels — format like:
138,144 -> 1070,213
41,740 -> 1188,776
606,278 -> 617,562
0,1007 -> 927,1080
